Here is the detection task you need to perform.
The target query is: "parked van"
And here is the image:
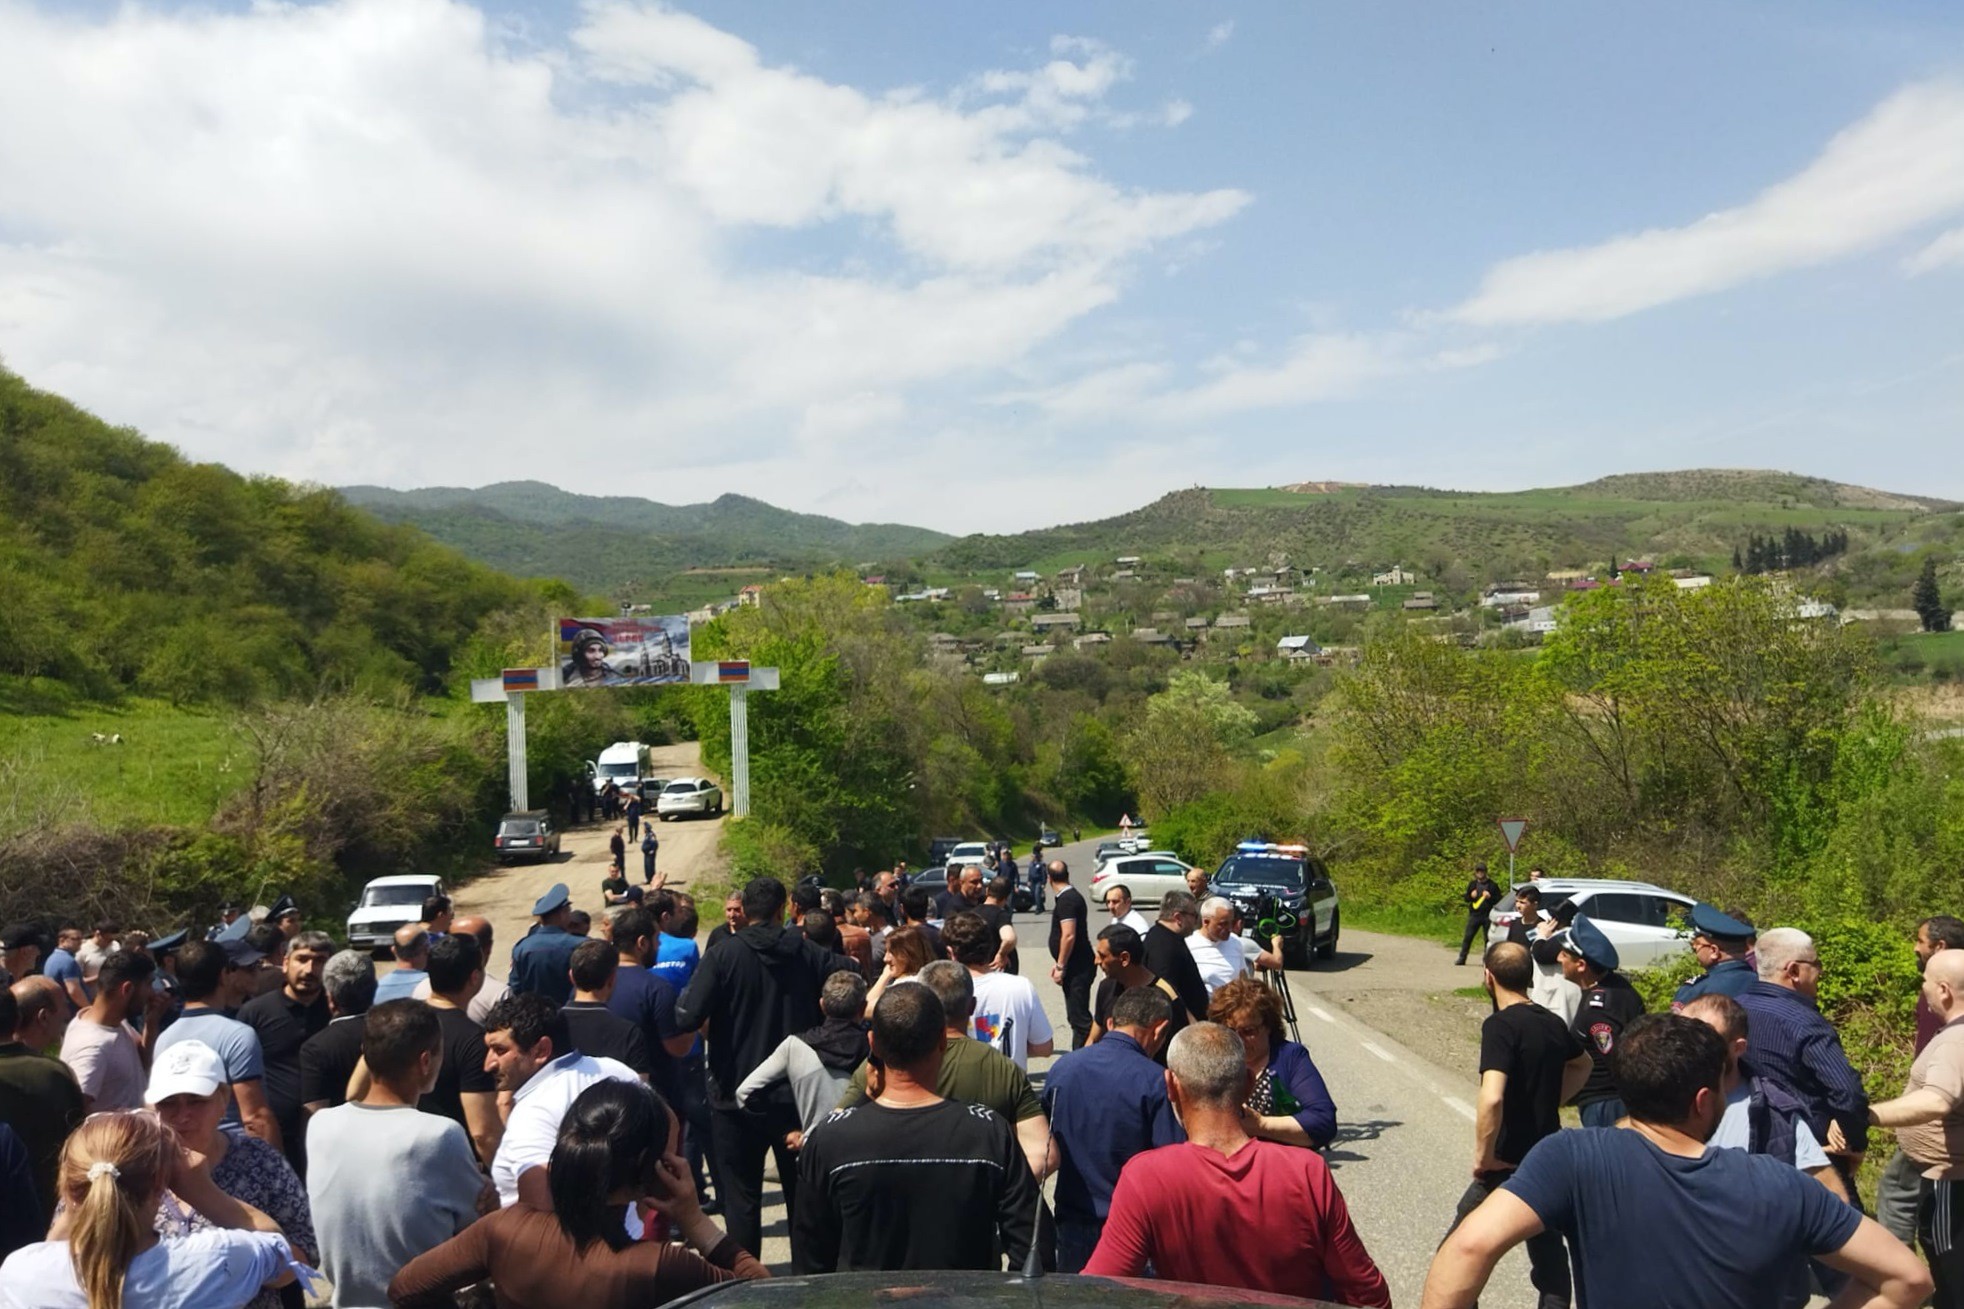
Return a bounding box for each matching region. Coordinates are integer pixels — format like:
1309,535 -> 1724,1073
591,741 -> 653,795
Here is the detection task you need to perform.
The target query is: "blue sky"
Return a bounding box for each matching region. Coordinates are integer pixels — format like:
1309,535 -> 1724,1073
1,1 -> 1960,528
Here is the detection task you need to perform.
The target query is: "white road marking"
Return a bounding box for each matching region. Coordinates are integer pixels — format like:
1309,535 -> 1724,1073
1360,1040 -> 1397,1063
1306,1004 -> 1334,1021
1443,1096 -> 1476,1121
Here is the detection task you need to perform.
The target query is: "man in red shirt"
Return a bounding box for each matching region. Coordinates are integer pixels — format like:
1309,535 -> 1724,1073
1084,1022 -> 1390,1306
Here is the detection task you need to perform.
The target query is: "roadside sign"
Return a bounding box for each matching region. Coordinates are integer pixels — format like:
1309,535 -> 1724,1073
1497,818 -> 1529,852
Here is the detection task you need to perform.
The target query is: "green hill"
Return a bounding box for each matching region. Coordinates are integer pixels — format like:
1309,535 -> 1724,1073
928,475 -> 1963,594
339,481 -> 950,593
0,369 -> 558,705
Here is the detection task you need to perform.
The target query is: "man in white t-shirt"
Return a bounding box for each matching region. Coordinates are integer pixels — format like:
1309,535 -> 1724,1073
944,911 -> 1053,1071
59,950 -> 163,1112
1187,898 -> 1255,996
1101,885 -> 1153,936
481,992 -> 641,1206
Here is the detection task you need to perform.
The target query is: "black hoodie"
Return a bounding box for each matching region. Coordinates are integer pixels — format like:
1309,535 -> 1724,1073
676,921 -> 859,1108
798,1017 -> 872,1077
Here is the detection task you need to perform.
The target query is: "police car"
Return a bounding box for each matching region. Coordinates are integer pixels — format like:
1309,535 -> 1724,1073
1211,841 -> 1341,969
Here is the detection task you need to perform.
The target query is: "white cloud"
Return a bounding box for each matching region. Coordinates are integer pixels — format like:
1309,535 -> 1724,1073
1204,21 -> 1236,52
1450,80 -> 1964,326
0,0 -> 1247,524
1905,226 -> 1964,275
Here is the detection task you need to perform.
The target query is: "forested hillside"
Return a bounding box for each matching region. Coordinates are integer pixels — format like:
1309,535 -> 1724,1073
341,481 -> 949,592
929,479 -> 1963,603
0,369 -> 567,704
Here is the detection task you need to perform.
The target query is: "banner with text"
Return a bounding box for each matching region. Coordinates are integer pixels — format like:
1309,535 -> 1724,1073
556,616 -> 692,687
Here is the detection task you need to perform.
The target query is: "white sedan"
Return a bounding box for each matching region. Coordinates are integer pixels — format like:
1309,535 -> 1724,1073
656,777 -> 724,819
1090,852 -> 1197,909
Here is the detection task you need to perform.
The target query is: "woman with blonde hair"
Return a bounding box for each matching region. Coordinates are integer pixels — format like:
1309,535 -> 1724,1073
0,1111 -> 294,1309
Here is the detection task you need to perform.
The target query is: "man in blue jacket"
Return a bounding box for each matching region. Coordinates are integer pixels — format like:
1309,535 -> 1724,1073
1044,984 -> 1182,1271
507,884 -> 581,1007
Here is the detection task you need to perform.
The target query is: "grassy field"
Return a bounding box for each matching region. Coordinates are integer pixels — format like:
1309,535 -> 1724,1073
0,681 -> 243,829
1878,628 -> 1964,681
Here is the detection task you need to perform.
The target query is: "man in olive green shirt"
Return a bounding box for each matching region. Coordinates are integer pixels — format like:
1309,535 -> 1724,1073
839,961 -> 1055,1181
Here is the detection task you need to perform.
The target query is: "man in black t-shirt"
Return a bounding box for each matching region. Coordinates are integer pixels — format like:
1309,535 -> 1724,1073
1089,924 -> 1187,1061
974,877 -> 1018,975
300,949 -> 374,1118
416,935 -> 503,1163
237,929 -> 331,1176
1441,941 -> 1593,1308
1141,892 -> 1210,1024
934,866 -> 976,923
560,940 -> 653,1078
1048,861 -> 1095,1049
794,982 -> 1036,1273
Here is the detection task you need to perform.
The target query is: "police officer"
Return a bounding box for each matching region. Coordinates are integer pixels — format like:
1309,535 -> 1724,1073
508,882 -> 582,1006
1671,904 -> 1758,1011
1455,862 -> 1499,966
1559,916 -> 1646,1126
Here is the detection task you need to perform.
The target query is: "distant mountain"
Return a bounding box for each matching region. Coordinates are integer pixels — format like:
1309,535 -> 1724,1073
927,470 -> 1961,583
338,481 -> 950,591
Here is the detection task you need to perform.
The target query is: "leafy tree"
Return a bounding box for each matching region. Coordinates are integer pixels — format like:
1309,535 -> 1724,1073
1914,556 -> 1951,632
1127,671 -> 1257,819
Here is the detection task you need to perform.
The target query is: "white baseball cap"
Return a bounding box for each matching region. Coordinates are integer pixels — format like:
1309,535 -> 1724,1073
145,1040 -> 226,1104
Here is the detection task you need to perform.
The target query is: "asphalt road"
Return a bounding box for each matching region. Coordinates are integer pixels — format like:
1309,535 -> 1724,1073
459,821 -> 1538,1304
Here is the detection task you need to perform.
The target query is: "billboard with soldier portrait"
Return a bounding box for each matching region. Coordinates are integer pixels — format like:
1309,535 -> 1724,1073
556,616 -> 692,687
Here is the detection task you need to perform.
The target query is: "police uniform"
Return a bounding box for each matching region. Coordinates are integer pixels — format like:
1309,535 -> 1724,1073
1562,917 -> 1646,1127
509,882 -> 581,1006
1671,904 -> 1758,1011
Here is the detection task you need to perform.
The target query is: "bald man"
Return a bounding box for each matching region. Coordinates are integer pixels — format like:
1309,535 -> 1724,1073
1866,950 -> 1964,1305
372,923 -> 431,1004
412,915 -> 510,1025
7,977 -> 70,1054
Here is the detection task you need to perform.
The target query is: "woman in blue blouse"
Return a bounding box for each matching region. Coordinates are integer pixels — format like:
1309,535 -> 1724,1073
1207,976 -> 1337,1149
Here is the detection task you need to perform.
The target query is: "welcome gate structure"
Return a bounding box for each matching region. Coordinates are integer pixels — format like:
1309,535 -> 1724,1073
470,661 -> 779,817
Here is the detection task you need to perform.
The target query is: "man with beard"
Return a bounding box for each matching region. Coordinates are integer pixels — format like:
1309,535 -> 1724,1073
238,930 -> 332,1175
562,627 -> 615,687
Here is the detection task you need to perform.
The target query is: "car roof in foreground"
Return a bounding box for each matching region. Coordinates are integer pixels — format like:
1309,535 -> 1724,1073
363,874 -> 442,887
667,1270 -> 1338,1309
1514,878 -> 1684,894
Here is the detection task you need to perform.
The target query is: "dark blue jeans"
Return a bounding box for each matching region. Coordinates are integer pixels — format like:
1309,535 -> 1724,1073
1578,1098 -> 1626,1128
1056,1216 -> 1103,1274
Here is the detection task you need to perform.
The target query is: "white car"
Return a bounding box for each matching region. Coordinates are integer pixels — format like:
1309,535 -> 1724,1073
656,777 -> 724,819
347,875 -> 444,952
1489,878 -> 1697,969
1090,853 -> 1197,908
946,841 -> 992,870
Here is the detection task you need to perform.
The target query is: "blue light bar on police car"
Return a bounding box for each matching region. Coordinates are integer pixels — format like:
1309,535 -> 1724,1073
1235,840 -> 1309,857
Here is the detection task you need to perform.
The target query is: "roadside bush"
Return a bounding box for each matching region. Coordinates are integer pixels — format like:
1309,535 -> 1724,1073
718,817 -> 818,892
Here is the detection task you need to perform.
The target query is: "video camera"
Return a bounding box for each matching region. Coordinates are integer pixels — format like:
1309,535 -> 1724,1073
1249,893 -> 1299,942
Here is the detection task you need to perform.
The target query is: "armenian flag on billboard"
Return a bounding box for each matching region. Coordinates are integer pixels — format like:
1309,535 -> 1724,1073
556,616 -> 692,687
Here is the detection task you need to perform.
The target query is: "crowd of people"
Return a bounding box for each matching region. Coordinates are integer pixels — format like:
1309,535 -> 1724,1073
1,845 -> 1962,1309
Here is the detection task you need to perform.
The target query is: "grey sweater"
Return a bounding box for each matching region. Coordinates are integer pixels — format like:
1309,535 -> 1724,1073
734,1035 -> 857,1132
306,1102 -> 482,1309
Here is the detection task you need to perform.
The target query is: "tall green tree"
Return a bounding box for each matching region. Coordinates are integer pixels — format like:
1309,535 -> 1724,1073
1914,556 -> 1951,632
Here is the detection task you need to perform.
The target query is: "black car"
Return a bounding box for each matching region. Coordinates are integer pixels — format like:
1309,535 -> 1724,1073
493,811 -> 560,864
669,1270 -> 1335,1309
927,836 -> 963,868
1212,842 -> 1340,968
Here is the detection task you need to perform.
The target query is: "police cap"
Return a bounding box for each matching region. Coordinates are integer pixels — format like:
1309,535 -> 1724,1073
1689,903 -> 1755,943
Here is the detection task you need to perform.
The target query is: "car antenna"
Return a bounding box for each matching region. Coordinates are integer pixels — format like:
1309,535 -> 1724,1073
1023,1083 -> 1058,1280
